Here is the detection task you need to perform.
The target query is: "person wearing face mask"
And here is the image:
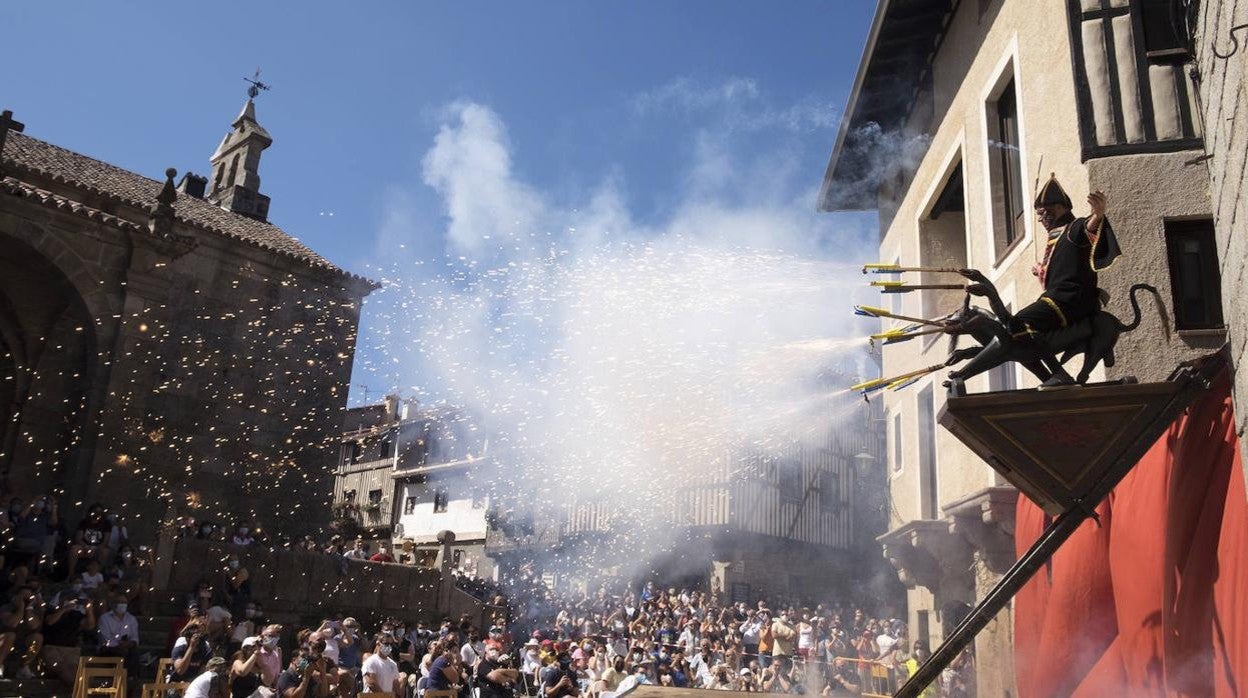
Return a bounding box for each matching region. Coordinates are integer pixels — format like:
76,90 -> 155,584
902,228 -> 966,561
476,646 -> 519,698
230,637 -> 266,698
70,503 -> 111,572
337,617 -> 363,677
231,523 -> 256,547
219,554 -> 252,617
195,521 -> 216,540
230,602 -> 263,654
769,611 -> 796,667
541,651 -> 581,698
363,635 -> 403,696
96,594 -> 139,676
256,624 -> 284,689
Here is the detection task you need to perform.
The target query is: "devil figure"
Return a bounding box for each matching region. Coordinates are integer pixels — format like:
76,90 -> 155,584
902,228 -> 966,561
943,174 -> 1125,387
1013,174 -> 1122,340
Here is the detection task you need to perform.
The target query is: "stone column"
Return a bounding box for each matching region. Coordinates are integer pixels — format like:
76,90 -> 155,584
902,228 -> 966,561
437,529 -> 456,612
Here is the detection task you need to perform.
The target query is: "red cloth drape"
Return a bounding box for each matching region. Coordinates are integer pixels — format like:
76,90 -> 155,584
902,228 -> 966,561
1014,372 -> 1248,696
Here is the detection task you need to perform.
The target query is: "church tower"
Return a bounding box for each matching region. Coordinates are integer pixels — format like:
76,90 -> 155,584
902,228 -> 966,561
207,93 -> 272,222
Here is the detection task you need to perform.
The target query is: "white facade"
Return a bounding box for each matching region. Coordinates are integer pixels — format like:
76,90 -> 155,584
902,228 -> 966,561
821,1 -> 1220,694
392,462 -> 495,577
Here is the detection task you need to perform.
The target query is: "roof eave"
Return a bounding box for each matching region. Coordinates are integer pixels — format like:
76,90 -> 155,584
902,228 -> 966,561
818,0 -> 893,213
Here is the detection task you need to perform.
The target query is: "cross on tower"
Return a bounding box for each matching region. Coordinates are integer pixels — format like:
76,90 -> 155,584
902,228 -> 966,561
243,68 -> 271,100
0,110 -> 26,177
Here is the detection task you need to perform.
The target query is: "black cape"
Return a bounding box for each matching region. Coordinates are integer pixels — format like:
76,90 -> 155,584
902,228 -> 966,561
1040,214 -> 1122,319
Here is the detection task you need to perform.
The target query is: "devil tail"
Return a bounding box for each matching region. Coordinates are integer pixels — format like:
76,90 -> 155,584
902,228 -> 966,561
1118,283 -> 1163,334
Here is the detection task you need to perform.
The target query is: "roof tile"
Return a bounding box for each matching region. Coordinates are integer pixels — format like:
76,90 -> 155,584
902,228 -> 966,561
2,131 -> 360,280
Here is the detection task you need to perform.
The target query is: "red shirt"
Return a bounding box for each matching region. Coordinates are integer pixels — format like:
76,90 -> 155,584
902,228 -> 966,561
369,552 -> 394,563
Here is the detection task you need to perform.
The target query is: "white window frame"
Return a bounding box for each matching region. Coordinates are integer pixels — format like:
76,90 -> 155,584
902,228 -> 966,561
978,36 -> 1035,281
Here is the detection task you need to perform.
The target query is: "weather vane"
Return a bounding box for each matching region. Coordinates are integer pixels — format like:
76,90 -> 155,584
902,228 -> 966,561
244,68 -> 271,100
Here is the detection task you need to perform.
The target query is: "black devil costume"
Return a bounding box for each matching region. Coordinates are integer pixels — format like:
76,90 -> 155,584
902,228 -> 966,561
1008,174 -> 1122,339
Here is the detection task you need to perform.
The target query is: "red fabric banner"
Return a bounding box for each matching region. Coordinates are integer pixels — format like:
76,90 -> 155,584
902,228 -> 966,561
1014,372 -> 1248,696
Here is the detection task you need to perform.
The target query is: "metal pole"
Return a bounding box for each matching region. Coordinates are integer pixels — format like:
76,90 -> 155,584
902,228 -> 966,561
894,506 -> 1090,698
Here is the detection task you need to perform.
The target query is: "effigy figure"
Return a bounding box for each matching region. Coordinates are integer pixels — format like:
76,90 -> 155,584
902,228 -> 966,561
853,175 -> 1160,398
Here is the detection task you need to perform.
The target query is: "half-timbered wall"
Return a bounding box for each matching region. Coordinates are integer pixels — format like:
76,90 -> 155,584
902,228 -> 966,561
1067,0 -> 1203,158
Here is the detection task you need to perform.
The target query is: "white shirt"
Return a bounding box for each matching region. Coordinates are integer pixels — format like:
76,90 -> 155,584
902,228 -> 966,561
362,653 -> 400,693
521,649 -> 540,674
183,670 -> 216,698
321,635 -> 340,664
461,642 -> 482,666
876,634 -> 898,666
738,618 -> 762,644
80,572 -> 104,590
98,611 -> 138,647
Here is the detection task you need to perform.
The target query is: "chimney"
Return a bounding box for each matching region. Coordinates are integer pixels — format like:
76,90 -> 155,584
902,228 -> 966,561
177,172 -> 208,198
382,394 -> 399,422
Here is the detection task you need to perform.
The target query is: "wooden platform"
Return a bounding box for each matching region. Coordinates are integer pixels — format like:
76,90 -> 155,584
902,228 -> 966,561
940,379 -> 1184,516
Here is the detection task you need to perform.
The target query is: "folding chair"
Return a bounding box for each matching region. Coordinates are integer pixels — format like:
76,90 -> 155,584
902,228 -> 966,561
72,656 -> 127,698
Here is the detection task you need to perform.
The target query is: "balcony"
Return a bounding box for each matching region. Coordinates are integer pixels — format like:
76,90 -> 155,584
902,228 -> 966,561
332,501 -> 394,532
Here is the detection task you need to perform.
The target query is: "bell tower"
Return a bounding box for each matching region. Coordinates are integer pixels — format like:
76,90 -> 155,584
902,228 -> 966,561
207,75 -> 273,221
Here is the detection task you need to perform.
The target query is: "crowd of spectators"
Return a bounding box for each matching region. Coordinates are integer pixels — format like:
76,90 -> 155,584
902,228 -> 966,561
0,496 -> 973,696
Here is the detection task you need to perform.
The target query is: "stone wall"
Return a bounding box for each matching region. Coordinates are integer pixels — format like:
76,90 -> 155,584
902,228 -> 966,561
1195,0 -> 1248,478
153,536 -> 497,629
0,173 -> 370,539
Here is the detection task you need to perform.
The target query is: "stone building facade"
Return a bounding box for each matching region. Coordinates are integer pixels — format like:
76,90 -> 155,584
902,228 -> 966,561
0,101 -> 375,537
331,397 -> 495,575
1191,0 -> 1248,476
819,0 -> 1230,693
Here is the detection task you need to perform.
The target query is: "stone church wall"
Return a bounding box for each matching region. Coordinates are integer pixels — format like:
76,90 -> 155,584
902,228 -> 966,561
0,177 -> 367,539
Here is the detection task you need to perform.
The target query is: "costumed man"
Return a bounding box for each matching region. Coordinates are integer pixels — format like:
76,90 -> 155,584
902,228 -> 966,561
947,174 -> 1121,387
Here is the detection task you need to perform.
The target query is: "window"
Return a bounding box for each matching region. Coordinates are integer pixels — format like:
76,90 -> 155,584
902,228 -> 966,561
778,464 -> 802,502
730,583 -> 751,604
891,413 -> 903,473
917,610 -> 931,649
342,489 -> 356,504
820,471 -> 841,513
1165,219 -> 1224,331
404,496 -> 417,515
452,549 -> 464,566
433,487 -> 449,513
1139,0 -> 1188,60
918,385 -> 939,519
989,80 -> 1026,259
368,489 -> 383,505
380,435 -> 393,460
342,441 -> 360,466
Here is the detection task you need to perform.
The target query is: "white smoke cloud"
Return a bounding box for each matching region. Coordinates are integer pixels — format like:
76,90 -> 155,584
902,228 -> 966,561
356,100 -> 877,572
632,76 -> 838,133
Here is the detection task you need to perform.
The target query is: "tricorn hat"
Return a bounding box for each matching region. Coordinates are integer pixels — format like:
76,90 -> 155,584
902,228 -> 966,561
1034,172 -> 1072,208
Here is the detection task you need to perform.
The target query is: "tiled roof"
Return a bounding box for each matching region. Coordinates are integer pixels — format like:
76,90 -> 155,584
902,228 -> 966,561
2,131 -> 367,283
1,176 -> 142,232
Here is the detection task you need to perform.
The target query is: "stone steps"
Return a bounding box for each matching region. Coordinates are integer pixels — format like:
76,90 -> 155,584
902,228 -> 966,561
0,676 -> 68,698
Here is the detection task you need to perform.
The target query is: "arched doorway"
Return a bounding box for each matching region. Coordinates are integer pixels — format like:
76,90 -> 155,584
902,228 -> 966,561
0,233 -> 96,496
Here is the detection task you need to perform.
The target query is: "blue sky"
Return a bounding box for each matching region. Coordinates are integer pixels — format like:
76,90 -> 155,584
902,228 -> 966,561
2,1 -> 880,403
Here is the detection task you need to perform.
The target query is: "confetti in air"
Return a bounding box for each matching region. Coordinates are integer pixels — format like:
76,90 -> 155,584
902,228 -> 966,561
343,102 -> 882,577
